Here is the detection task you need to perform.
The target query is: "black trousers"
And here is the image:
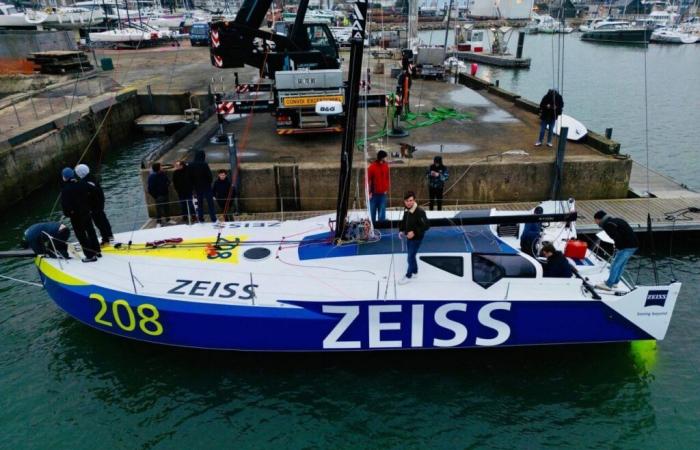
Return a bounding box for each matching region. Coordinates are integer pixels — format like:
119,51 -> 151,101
71,214 -> 100,258
429,186 -> 444,211
154,195 -> 170,223
91,209 -> 113,242
216,198 -> 233,221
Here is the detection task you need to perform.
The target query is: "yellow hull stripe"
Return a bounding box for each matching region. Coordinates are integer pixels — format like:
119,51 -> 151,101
36,257 -> 88,286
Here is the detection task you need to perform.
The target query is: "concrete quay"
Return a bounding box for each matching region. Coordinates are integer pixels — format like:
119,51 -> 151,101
149,66 -> 633,215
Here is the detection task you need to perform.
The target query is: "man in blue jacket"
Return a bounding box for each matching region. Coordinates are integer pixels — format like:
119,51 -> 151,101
22,222 -> 70,258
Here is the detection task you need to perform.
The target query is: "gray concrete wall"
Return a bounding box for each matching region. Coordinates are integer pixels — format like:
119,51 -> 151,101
0,31 -> 77,59
140,157 -> 631,217
0,93 -> 141,211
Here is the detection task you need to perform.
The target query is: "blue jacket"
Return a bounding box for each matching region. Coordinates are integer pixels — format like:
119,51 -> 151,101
148,171 -> 170,198
24,222 -> 61,255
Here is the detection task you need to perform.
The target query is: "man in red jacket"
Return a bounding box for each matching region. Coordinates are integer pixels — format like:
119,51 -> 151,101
367,150 -> 390,223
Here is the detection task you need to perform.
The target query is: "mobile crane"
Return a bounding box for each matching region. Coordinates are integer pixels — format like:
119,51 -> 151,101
209,0 -> 384,135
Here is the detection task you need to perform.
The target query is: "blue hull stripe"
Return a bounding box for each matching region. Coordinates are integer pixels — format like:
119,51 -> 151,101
41,272 -> 654,351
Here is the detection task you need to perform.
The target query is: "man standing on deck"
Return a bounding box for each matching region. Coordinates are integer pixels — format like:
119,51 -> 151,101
398,191 -> 430,284
60,167 -> 100,262
75,164 -> 113,246
173,160 -> 194,223
189,150 -> 217,223
594,210 -> 639,290
147,162 -> 172,227
367,150 -> 390,223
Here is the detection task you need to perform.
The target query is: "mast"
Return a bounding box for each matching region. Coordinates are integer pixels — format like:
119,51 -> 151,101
334,0 -> 368,242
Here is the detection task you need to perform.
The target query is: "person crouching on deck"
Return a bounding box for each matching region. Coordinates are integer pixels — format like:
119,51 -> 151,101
398,191 -> 430,285
541,242 -> 573,278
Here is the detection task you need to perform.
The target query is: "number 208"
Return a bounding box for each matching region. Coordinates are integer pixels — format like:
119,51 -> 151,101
88,293 -> 164,336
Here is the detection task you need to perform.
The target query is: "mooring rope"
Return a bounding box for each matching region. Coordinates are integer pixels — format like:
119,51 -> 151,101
0,274 -> 42,288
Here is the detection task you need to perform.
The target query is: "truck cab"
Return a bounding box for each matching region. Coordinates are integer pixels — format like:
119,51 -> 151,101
190,22 -> 210,46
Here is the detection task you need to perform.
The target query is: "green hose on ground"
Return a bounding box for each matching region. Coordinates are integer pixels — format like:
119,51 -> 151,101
358,94 -> 473,149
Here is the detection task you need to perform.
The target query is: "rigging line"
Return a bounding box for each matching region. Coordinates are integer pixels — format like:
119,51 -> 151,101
0,274 -> 43,288
47,26 -> 160,219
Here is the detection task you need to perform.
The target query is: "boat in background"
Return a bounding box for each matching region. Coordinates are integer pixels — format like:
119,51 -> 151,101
651,27 -> 699,44
581,20 -> 653,44
537,15 -> 573,34
0,2 -> 47,27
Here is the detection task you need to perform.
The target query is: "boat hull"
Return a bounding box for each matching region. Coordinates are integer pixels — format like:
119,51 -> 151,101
581,28 -> 653,44
39,262 -> 678,352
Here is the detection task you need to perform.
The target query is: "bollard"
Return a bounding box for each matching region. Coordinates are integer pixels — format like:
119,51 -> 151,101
29,96 -> 38,119
516,32 -> 525,59
470,63 -> 478,76
605,128 -> 613,139
495,80 -> 500,87
147,84 -> 154,113
11,99 -> 21,126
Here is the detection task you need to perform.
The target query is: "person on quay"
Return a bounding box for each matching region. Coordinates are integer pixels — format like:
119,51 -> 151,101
189,150 -> 217,223
520,206 -> 544,257
398,191 -> 430,284
74,164 -> 113,245
60,167 -> 100,262
426,155 -> 449,211
22,222 -> 70,258
172,160 -> 195,223
594,210 -> 639,290
536,89 -> 564,147
541,242 -> 573,278
367,150 -> 390,223
212,169 -> 235,222
147,162 -> 172,227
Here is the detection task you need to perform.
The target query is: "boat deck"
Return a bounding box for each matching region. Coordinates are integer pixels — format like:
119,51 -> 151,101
142,195 -> 700,234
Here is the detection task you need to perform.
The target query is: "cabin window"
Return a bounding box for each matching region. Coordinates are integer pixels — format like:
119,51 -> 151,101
420,256 -> 463,277
472,254 -> 537,288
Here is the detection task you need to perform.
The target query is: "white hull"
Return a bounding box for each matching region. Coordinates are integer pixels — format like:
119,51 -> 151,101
651,29 -> 699,44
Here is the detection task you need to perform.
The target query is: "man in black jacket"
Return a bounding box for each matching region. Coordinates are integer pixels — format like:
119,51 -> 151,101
398,191 -> 430,284
75,164 -> 113,245
147,162 -> 171,226
536,89 -> 563,147
172,160 -> 194,222
541,243 -> 573,278
60,167 -> 100,262
189,150 -> 217,223
594,210 -> 639,290
212,169 -> 235,221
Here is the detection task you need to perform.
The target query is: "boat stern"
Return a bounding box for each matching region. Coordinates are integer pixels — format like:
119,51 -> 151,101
602,282 -> 682,341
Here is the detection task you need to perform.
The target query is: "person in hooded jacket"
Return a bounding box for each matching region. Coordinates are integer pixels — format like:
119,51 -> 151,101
172,160 -> 195,222
60,167 -> 100,262
426,156 -> 449,211
536,89 -> 564,147
75,164 -> 113,245
189,150 -> 217,222
594,210 -> 639,290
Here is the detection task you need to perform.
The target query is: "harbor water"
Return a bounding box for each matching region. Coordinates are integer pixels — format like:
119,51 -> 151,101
2,35 -> 700,448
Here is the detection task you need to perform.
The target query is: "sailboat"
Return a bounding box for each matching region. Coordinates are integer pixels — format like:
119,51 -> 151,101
35,1 -> 681,352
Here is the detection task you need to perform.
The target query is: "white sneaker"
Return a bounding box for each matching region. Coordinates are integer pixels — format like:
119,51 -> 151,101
595,283 -> 612,290
155,223 -> 162,228
166,219 -> 177,225
412,273 -> 418,280
398,276 -> 412,285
